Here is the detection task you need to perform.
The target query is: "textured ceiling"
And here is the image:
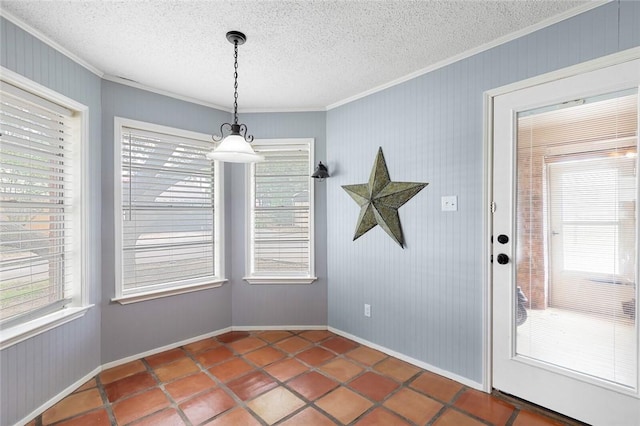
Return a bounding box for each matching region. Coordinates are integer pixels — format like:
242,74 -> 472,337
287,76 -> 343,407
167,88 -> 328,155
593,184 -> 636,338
1,0 -> 592,111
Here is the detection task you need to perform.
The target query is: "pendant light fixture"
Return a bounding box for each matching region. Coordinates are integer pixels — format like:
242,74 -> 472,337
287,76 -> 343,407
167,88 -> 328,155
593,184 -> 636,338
206,31 -> 264,163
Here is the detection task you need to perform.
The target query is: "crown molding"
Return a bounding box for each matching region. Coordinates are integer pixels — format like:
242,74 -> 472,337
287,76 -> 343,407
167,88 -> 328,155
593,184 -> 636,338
0,9 -> 104,77
102,74 -> 232,112
1,1 -> 612,113
241,106 -> 326,113
104,74 -> 326,113
326,0 -> 612,110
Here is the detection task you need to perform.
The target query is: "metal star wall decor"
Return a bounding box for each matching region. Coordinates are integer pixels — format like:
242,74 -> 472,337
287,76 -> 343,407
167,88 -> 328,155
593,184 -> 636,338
342,147 -> 428,248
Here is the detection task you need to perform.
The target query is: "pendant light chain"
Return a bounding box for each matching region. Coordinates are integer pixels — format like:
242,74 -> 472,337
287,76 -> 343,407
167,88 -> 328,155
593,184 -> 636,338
208,30 -> 262,162
233,40 -> 239,125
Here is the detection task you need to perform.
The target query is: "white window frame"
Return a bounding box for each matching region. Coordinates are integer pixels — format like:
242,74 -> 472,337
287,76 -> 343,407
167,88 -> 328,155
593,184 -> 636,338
547,152 -> 636,279
0,67 -> 92,350
244,138 -> 317,285
113,118 -> 225,304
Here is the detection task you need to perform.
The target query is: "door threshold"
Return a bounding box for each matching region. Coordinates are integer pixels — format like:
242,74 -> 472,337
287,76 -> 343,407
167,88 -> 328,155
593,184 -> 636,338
492,389 -> 588,426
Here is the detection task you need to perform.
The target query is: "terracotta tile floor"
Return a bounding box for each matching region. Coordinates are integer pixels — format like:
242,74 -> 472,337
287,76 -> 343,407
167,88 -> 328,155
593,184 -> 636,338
28,330 -> 585,425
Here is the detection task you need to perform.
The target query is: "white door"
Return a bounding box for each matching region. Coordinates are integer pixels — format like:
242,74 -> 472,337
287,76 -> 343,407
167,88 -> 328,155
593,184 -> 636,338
492,58 -> 640,426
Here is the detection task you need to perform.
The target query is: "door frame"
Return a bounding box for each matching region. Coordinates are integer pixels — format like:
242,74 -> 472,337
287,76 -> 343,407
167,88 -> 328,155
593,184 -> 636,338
481,46 -> 640,393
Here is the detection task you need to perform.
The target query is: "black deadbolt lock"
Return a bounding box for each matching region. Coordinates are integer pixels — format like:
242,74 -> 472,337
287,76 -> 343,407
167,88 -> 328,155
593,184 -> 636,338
497,234 -> 509,244
496,254 -> 509,264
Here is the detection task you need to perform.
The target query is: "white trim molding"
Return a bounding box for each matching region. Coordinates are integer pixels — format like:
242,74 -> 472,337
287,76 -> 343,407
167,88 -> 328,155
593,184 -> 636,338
112,117 -> 226,302
100,327 -> 233,371
329,327 -> 485,391
245,138 -> 317,285
0,66 -> 92,350
13,323 -> 493,426
243,276 -> 318,285
111,280 -> 227,305
0,10 -> 104,77
326,1 -> 611,110
0,306 -> 93,351
231,325 -> 327,331
484,47 -> 640,100
13,366 -> 102,426
1,1 -> 609,113
102,74 -> 232,113
482,45 -> 640,395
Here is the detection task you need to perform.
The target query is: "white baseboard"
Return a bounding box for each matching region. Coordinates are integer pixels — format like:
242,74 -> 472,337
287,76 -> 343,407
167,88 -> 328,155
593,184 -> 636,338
14,366 -> 101,426
101,326 -> 232,370
15,323 -> 484,426
13,324 -> 322,425
13,326 -> 233,426
101,325 -> 325,372
231,325 -> 327,331
328,326 -> 485,392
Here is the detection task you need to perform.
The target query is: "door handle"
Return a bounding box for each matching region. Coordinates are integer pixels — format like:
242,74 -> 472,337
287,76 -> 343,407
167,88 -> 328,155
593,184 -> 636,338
497,254 -> 509,264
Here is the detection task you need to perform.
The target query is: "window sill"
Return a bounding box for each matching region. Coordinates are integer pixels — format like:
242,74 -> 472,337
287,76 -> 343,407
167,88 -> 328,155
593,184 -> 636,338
244,276 -> 318,285
0,305 -> 94,350
112,280 -> 227,305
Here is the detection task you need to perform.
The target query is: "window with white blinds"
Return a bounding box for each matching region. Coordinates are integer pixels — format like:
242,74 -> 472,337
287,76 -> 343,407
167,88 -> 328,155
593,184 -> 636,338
0,80 -> 84,328
115,120 -> 223,301
246,139 -> 316,284
549,158 -> 634,276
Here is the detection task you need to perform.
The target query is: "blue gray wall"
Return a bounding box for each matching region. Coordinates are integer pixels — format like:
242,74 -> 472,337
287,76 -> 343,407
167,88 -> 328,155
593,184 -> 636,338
0,17 -> 102,426
326,0 -> 640,384
230,112 -> 328,327
2,1 -> 639,424
100,81 -> 234,364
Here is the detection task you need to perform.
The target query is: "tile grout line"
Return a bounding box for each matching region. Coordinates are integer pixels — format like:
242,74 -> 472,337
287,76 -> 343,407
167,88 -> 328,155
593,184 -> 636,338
440,392 -> 495,426
248,331 -> 366,425
425,404 -> 449,426
142,357 -> 195,426
259,332 -> 519,426
95,374 -> 118,426
34,330 -> 579,426
44,331 -> 411,425
177,331 -> 460,425
58,331 -> 454,425
208,330 -> 332,424
259,331 -> 347,425
186,332 -> 269,426
505,408 -> 521,426
443,386 -> 497,425
271,334 -> 421,425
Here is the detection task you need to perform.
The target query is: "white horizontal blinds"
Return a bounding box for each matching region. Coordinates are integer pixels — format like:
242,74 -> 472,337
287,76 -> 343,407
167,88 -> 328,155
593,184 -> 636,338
252,144 -> 310,276
551,159 -> 635,276
0,83 -> 74,325
121,127 -> 216,294
515,89 -> 638,388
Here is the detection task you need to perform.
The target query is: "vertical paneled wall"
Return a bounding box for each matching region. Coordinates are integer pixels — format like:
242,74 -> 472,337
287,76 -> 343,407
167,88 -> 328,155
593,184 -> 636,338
1,2 -> 639,423
100,81 -> 234,364
326,1 -> 639,384
230,112 -> 328,326
0,17 -> 102,426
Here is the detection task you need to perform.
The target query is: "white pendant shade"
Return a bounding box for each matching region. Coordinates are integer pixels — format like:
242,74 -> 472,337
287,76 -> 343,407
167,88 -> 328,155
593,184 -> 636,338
206,134 -> 264,163
207,31 -> 263,164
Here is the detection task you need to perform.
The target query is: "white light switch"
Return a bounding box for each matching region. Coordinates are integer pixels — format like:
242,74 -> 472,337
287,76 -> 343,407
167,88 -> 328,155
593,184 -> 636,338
441,195 -> 458,211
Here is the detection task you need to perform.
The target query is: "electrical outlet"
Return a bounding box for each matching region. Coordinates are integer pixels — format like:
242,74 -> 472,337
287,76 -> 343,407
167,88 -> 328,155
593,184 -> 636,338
364,304 -> 371,317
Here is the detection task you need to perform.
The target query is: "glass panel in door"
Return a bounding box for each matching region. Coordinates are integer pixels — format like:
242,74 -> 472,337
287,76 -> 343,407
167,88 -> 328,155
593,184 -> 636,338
514,89 -> 638,389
